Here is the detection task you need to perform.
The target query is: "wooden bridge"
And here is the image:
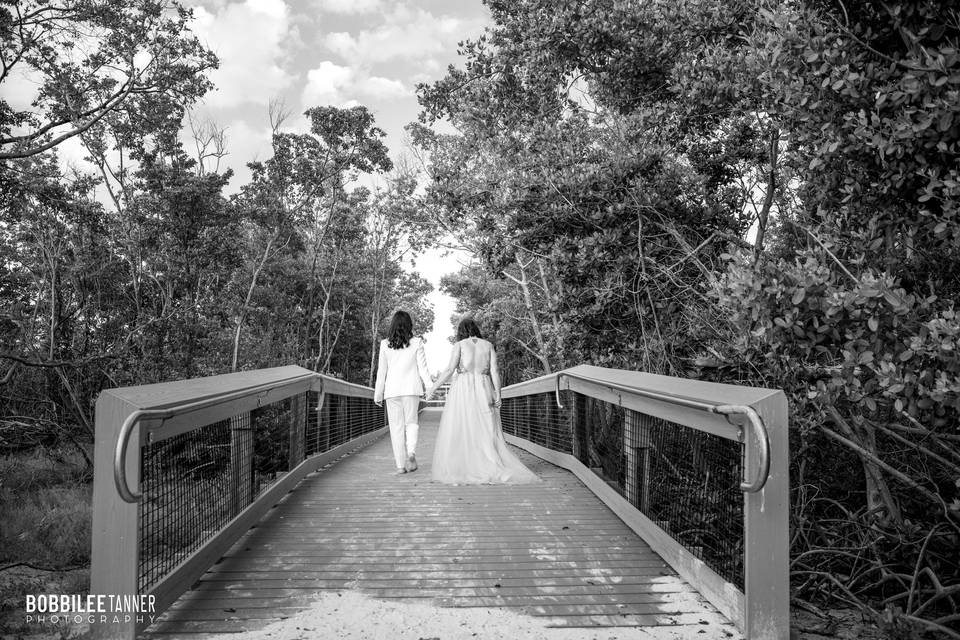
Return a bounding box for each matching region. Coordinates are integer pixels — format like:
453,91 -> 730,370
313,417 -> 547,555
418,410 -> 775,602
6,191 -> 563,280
90,365 -> 788,639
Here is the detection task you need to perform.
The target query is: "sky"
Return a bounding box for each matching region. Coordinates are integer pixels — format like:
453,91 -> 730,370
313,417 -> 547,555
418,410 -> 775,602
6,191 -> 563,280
184,0 -> 488,372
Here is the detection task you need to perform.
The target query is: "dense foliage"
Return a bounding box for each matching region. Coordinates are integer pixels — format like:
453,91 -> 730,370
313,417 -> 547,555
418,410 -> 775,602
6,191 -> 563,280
415,0 -> 960,635
0,3 -> 433,457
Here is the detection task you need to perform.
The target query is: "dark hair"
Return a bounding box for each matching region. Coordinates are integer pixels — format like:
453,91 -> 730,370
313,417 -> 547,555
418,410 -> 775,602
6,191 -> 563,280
387,310 -> 414,349
456,316 -> 483,341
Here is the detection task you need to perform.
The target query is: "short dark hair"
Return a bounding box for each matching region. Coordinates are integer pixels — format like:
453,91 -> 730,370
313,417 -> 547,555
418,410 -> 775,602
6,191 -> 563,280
387,310 -> 413,349
456,316 -> 483,341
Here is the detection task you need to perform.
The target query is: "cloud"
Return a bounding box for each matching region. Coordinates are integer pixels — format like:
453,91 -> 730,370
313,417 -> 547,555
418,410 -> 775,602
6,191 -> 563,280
302,61 -> 357,108
314,0 -> 381,13
359,76 -> 407,98
190,0 -> 295,108
302,62 -> 408,107
323,6 -> 480,66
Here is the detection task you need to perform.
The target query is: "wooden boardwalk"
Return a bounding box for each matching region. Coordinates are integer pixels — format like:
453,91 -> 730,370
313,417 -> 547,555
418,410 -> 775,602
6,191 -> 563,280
146,409 -> 737,636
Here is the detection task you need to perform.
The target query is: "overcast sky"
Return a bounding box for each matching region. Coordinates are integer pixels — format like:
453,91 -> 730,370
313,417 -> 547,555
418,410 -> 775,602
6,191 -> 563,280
184,0 -> 489,187
184,0 -> 487,370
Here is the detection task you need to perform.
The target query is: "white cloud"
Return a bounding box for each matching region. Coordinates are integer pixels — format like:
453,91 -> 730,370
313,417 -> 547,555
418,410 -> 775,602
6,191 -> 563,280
359,76 -> 407,98
314,0 -> 381,14
189,0 -> 295,108
302,61 -> 356,107
323,7 -> 479,66
302,63 -> 408,106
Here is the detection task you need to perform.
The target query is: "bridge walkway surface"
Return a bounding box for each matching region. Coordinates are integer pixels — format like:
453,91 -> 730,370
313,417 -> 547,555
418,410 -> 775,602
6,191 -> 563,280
145,409 -> 738,638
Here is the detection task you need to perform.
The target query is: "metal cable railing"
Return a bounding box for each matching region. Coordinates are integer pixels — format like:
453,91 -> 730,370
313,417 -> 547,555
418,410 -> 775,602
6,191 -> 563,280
135,388 -> 384,594
306,391 -> 385,455
92,367 -> 386,634
501,390 -> 744,588
499,366 -> 788,639
139,417 -> 235,593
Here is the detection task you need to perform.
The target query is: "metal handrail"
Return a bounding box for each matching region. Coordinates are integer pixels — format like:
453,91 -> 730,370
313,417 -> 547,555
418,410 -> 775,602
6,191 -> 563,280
553,371 -> 771,493
710,404 -> 770,493
114,373 -> 318,503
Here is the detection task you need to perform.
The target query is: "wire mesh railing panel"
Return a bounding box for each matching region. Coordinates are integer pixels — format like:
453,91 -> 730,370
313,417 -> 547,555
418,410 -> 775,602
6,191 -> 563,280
251,402 -> 292,499
305,392 -> 385,457
501,390 -> 574,454
501,390 -> 745,589
139,393 -> 303,593
621,408 -> 744,588
138,417 -> 239,593
138,389 -> 384,593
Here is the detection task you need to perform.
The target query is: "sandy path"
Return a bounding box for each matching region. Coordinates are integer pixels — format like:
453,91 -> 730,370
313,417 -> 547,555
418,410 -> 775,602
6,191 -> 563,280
188,590 -> 740,640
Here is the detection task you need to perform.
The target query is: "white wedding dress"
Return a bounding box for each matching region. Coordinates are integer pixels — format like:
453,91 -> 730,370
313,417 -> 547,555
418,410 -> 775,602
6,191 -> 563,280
431,338 -> 540,484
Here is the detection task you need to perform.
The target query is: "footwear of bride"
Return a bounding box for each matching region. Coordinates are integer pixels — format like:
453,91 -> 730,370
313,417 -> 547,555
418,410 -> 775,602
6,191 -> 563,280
405,454 -> 418,472
395,468 -> 407,475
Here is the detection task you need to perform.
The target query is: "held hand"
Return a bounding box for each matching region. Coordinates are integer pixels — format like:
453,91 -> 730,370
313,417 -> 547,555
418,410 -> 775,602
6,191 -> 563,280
493,396 -> 502,409
374,399 -> 383,407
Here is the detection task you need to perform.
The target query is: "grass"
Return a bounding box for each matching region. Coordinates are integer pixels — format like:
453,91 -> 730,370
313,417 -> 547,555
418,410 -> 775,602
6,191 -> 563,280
0,446 -> 93,637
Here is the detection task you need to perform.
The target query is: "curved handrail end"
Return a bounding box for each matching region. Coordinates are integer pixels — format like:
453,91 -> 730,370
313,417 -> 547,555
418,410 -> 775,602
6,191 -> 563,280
710,404 -> 771,493
115,410 -> 147,503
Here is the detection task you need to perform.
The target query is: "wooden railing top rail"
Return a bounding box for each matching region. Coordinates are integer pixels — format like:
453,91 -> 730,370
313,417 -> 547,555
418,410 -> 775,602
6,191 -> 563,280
504,365 -> 783,452
102,365 -> 373,410
502,364 -> 781,406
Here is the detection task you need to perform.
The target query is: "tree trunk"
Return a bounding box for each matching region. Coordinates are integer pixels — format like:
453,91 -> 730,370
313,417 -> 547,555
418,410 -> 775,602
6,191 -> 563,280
232,231 -> 278,372
753,127 -> 779,262
827,406 -> 902,525
504,255 -> 552,374
537,257 -> 565,366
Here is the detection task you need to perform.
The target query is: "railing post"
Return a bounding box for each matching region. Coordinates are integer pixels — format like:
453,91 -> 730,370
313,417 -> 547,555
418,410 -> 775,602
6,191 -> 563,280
544,394 -> 555,450
571,392 -> 587,463
288,393 -> 306,469
743,392 -> 789,639
524,394 -> 533,442
90,392 -> 140,640
229,413 -> 253,514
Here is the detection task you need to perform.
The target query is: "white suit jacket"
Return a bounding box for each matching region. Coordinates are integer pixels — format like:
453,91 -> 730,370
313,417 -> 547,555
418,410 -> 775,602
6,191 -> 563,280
374,337 -> 432,402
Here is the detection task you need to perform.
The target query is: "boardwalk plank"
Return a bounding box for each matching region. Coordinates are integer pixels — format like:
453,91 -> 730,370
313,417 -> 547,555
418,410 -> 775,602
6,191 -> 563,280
144,410 -> 734,636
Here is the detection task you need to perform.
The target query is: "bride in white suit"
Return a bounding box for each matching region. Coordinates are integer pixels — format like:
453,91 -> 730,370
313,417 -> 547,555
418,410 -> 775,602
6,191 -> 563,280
374,310 -> 432,474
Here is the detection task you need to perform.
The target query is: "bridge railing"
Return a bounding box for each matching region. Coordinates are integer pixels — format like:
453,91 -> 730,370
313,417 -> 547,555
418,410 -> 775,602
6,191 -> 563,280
90,366 -> 385,639
500,365 -> 788,640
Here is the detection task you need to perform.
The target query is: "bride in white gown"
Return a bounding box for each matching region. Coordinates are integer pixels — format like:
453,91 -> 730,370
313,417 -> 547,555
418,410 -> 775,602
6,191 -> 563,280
425,317 -> 539,485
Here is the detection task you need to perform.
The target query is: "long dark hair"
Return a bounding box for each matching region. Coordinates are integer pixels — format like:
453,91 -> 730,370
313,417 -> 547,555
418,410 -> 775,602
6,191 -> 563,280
456,316 -> 483,341
387,310 -> 414,349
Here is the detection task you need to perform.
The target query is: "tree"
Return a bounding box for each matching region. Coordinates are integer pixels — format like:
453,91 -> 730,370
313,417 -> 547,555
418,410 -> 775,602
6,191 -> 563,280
0,0 -> 217,160
230,104 -> 392,372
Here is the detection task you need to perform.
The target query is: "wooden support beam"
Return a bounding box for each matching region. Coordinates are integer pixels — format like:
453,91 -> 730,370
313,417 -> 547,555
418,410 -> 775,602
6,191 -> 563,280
288,393 -> 306,469
229,414 -> 254,516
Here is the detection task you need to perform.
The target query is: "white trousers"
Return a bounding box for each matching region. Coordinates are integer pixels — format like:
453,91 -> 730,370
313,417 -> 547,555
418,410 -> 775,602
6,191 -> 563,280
385,395 -> 420,469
